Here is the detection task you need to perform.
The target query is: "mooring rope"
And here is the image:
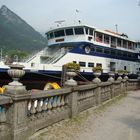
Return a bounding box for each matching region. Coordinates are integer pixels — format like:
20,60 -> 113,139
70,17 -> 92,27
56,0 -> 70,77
76,71 -> 91,83
32,71 -> 62,79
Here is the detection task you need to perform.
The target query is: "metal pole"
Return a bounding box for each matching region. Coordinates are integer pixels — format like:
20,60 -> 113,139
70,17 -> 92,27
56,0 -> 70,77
0,48 -> 2,61
115,24 -> 118,33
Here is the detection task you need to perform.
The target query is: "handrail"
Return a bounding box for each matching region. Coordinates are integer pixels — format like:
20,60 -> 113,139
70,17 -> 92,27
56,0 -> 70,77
29,88 -> 71,99
46,49 -> 66,64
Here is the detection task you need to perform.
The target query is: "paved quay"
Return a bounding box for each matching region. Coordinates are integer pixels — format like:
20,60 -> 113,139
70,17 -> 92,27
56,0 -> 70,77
29,90 -> 140,140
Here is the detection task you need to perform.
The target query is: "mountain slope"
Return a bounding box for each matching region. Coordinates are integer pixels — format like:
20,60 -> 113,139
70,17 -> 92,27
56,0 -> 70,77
0,5 -> 46,53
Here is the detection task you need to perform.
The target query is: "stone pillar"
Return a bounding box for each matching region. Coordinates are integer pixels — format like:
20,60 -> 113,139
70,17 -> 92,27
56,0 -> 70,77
68,90 -> 78,118
0,107 -> 11,140
122,79 -> 127,95
95,84 -> 101,105
92,74 -> 101,105
110,82 -> 115,98
120,81 -> 123,95
137,75 -> 140,90
4,64 -> 30,140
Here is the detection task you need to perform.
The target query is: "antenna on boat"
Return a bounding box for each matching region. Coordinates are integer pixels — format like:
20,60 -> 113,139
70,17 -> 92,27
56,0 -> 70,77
74,9 -> 82,24
115,24 -> 118,33
54,20 -> 65,27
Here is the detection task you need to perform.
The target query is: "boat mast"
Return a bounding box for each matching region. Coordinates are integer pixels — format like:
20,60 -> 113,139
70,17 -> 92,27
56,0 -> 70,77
115,24 -> 118,33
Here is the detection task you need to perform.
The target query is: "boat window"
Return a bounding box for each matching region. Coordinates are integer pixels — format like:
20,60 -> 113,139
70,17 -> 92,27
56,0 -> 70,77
128,41 -> 132,49
124,66 -> 127,70
74,27 -> 84,35
134,43 -> 137,48
96,32 -> 103,42
91,47 -> 95,52
117,50 -> 122,56
47,33 -> 50,39
128,53 -> 132,58
50,32 -> 54,39
85,27 -> 88,34
65,28 -> 74,35
123,52 -> 127,57
110,50 -> 116,55
104,34 -> 110,44
104,49 -> 110,54
54,30 -> 65,37
79,61 -> 86,67
89,28 -> 93,36
31,63 -> 35,67
88,62 -> 94,67
96,63 -> 102,68
123,40 -> 127,48
111,36 -> 116,46
96,47 -> 103,53
131,43 -> 135,50
117,38 -> 122,47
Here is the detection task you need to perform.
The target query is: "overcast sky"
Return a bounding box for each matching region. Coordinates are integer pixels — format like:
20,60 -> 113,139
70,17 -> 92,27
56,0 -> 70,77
0,0 -> 140,40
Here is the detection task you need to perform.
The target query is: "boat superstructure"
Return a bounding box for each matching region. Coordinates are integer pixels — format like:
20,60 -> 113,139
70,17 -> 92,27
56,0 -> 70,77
19,24 -> 140,74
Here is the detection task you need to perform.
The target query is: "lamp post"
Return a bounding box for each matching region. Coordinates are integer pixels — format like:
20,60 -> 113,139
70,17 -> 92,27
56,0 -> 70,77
14,55 -> 18,62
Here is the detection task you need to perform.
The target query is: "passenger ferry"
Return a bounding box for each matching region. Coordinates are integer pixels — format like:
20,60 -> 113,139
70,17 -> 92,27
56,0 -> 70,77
0,24 -> 140,89
21,24 -> 140,73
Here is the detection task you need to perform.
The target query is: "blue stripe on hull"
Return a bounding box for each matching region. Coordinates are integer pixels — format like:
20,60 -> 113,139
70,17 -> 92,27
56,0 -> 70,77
51,42 -> 138,62
69,42 -> 138,62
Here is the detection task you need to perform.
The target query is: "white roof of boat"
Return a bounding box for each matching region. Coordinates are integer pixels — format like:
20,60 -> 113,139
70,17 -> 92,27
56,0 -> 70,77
46,24 -> 136,42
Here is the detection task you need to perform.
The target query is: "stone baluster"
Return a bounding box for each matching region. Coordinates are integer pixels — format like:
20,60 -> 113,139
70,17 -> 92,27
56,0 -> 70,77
48,97 -> 53,110
0,107 -> 6,123
61,95 -> 65,106
52,96 -> 57,108
42,98 -> 48,112
30,100 -> 36,115
57,95 -> 61,107
36,99 -> 42,113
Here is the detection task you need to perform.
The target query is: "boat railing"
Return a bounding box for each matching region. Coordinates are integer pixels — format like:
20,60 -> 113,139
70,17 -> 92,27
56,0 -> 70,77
21,50 -> 40,62
22,48 -> 47,63
40,47 -> 53,57
46,48 -> 66,64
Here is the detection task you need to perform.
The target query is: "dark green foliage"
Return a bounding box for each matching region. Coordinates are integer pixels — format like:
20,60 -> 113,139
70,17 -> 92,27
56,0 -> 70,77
7,50 -> 28,61
0,5 -> 46,55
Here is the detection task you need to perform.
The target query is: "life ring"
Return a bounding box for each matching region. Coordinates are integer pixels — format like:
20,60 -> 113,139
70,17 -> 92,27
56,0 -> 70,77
44,82 -> 61,90
85,46 -> 91,54
0,87 -> 4,93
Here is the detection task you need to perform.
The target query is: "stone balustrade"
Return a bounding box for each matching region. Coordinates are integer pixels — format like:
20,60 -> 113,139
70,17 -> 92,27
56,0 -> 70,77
0,70 -> 139,140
